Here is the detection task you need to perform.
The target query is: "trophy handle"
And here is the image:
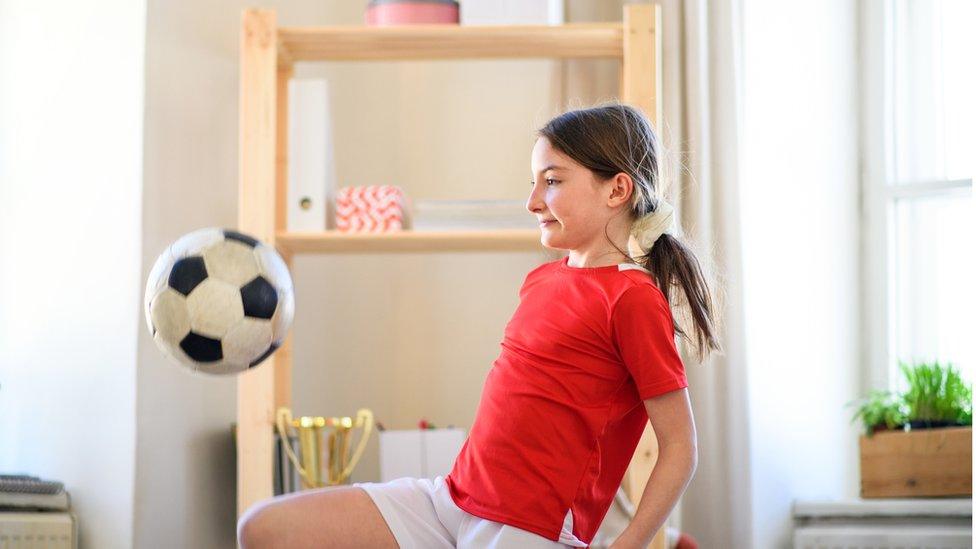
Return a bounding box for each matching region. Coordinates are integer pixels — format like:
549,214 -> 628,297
338,408 -> 374,483
275,407 -> 311,486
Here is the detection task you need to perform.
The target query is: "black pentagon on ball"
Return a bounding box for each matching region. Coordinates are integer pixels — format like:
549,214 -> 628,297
180,332 -> 223,362
168,256 -> 208,296
223,229 -> 260,248
241,276 -> 278,319
249,342 -> 280,368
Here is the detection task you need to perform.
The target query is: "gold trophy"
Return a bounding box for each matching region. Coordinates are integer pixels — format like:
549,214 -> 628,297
276,406 -> 374,489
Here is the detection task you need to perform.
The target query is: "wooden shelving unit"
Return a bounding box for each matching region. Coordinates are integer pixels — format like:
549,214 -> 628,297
237,5 -> 666,547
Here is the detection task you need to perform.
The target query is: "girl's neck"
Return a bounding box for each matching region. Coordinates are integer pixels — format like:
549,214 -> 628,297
566,249 -> 635,269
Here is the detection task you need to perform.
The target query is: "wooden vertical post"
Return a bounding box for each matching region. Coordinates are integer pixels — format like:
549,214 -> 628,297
237,8 -> 281,518
274,60 -> 294,414
621,5 -> 669,549
622,3 -> 662,128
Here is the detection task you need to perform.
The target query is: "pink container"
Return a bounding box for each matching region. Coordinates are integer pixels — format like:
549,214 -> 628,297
365,0 -> 459,26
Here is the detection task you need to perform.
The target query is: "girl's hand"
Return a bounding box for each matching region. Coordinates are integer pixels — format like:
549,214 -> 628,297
608,542 -> 645,549
608,532 -> 652,549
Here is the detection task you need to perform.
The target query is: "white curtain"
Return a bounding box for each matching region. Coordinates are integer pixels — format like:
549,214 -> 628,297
657,0 -> 752,547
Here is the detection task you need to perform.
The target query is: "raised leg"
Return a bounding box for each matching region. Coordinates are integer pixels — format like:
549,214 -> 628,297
238,486 -> 399,549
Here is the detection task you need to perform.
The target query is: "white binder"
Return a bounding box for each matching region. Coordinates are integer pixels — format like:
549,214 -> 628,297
287,78 -> 337,231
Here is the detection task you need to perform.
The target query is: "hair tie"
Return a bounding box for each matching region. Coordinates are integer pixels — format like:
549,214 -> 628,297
631,199 -> 675,250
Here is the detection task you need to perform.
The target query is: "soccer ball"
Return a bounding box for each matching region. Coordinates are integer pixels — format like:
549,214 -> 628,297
144,228 -> 295,375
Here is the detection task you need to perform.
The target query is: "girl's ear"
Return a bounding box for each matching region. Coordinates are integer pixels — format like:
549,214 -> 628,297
607,172 -> 634,207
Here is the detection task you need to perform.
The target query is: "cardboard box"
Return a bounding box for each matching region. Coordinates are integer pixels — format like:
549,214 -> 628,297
379,428 -> 466,482
859,426 -> 972,498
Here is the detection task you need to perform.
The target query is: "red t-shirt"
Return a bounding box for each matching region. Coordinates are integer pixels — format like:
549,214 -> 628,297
445,256 -> 689,546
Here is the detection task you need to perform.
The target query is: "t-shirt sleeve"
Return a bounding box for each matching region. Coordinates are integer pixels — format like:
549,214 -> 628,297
610,284 -> 689,400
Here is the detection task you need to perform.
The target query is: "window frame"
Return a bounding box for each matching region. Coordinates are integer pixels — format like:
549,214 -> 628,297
859,0 -> 974,393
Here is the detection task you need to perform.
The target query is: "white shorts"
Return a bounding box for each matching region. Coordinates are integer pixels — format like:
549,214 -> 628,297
353,475 -> 588,548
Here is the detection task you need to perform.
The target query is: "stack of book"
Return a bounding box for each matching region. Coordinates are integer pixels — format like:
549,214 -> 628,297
0,474 -> 70,511
410,199 -> 538,231
274,432 -> 303,495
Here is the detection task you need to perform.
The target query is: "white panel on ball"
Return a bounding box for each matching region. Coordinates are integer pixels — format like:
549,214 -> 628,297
222,318 -> 273,366
153,332 -> 193,367
168,227 -> 223,259
254,245 -> 294,294
270,288 -> 294,346
145,247 -> 176,329
149,288 -> 190,342
185,278 -> 245,339
203,239 -> 261,287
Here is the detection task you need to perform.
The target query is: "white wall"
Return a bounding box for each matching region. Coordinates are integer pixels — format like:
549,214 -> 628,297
740,1 -> 861,547
0,1 -> 146,548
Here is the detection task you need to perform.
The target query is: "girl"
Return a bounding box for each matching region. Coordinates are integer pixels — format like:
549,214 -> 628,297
238,103 -> 721,549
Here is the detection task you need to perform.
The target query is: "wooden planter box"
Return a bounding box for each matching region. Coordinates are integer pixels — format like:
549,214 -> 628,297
859,425 -> 972,498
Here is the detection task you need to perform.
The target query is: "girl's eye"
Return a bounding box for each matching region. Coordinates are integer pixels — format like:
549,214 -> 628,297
529,179 -> 559,186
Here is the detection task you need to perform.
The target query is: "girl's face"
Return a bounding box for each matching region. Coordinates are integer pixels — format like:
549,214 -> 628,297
527,137 -> 620,253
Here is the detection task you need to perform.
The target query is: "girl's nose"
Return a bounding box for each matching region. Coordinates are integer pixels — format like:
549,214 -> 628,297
526,183 -> 544,214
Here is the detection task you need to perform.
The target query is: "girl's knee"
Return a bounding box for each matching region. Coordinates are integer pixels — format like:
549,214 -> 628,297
237,500 -> 276,548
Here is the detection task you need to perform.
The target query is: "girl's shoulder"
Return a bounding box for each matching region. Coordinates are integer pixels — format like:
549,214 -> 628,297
523,257 -> 563,280
615,270 -> 668,308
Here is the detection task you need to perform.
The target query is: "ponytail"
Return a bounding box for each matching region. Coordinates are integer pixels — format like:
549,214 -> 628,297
641,233 -> 722,363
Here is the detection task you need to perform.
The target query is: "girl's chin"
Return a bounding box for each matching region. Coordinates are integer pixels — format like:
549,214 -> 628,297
539,233 -> 568,250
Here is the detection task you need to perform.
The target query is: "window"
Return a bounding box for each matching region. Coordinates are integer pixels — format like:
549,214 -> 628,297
861,0 -> 973,391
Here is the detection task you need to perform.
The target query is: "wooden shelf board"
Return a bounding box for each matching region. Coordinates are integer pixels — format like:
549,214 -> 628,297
276,229 -> 543,253
278,23 -> 624,61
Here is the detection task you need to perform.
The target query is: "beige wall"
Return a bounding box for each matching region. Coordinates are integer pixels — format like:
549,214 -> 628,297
140,0 -> 624,546
289,0 -> 625,483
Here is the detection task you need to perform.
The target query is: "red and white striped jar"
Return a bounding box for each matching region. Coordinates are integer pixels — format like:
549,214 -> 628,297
335,185 -> 411,232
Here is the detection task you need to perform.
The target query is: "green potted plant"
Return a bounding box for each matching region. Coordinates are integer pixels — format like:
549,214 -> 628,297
846,389 -> 908,437
854,359 -> 973,498
899,360 -> 972,429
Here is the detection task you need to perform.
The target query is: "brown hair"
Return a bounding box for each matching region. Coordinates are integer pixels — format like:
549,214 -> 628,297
537,102 -> 722,363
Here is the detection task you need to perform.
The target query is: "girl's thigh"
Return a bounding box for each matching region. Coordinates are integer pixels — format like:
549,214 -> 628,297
237,485 -> 399,549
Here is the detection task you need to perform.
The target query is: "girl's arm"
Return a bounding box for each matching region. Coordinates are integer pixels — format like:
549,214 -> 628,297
611,388 -> 698,549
